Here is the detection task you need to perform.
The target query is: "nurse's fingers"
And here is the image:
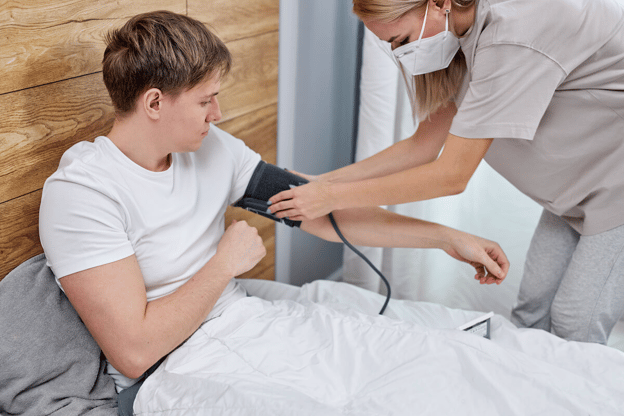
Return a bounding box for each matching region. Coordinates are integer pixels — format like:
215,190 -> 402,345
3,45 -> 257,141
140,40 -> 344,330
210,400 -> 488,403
268,189 -> 294,211
479,253 -> 505,282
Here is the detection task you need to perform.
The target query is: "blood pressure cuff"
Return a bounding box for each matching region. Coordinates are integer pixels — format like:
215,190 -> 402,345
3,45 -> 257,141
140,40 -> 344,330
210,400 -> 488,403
234,160 -> 309,228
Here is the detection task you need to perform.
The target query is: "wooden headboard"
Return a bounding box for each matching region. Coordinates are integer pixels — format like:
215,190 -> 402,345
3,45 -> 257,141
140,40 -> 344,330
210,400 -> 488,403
0,0 -> 278,281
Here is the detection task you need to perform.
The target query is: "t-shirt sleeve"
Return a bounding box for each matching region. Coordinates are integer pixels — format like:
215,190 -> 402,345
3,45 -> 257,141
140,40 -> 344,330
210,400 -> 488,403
39,177 -> 134,279
450,44 -> 566,140
229,144 -> 261,205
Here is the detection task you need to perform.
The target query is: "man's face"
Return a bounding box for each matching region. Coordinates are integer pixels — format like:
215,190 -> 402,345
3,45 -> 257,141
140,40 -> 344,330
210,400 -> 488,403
160,74 -> 222,152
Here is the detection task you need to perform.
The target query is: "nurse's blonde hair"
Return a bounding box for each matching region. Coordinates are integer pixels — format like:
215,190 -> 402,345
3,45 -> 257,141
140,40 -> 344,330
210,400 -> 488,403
353,0 -> 475,118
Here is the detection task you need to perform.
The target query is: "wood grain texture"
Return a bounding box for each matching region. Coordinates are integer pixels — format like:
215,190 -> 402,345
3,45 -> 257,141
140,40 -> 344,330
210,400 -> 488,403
189,0 -> 279,43
219,31 -> 279,123
0,75 -> 115,205
0,190 -> 42,281
0,0 -> 186,94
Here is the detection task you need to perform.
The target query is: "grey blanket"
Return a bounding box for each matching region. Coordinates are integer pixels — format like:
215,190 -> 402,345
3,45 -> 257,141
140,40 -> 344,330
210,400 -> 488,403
0,254 -> 117,415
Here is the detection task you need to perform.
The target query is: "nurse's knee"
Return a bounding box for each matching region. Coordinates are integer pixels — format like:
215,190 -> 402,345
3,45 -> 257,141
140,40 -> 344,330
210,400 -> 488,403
550,300 -> 608,344
550,308 -> 588,342
510,300 -> 551,331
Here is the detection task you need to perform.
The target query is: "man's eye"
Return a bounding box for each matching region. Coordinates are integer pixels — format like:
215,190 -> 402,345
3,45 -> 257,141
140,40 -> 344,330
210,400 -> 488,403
399,37 -> 410,46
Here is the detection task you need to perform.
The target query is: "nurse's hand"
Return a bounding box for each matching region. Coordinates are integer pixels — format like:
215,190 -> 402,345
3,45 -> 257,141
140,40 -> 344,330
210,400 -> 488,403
443,233 -> 509,285
268,180 -> 335,221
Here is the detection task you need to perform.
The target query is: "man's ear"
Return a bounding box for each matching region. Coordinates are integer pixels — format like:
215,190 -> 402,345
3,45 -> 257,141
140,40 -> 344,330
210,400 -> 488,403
143,88 -> 163,120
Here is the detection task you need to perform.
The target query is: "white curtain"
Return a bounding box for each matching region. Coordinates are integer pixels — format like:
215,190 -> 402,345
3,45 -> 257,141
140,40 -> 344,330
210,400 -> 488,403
342,28 -> 543,319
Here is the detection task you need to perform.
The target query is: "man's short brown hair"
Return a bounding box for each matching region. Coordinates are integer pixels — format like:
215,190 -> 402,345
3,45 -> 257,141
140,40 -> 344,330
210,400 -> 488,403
102,11 -> 232,115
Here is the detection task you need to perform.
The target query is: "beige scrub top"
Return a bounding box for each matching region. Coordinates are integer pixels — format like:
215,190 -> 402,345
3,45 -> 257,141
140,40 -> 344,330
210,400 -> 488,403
450,0 -> 624,235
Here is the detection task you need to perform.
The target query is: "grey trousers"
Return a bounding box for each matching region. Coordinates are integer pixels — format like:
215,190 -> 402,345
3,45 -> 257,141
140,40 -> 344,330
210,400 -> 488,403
511,209 -> 624,344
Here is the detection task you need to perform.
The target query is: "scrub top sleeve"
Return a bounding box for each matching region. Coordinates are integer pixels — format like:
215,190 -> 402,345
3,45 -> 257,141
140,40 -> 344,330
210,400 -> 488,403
451,44 -> 567,140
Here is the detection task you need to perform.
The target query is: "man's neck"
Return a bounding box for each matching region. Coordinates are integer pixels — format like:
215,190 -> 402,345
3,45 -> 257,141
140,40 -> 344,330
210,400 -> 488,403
107,117 -> 171,172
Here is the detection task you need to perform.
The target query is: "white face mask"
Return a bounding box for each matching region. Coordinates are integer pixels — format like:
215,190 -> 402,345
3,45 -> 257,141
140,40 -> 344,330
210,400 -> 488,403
392,4 -> 460,76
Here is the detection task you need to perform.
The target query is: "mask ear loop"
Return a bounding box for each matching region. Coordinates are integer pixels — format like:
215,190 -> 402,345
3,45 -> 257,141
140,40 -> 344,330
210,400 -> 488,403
417,3 -> 429,43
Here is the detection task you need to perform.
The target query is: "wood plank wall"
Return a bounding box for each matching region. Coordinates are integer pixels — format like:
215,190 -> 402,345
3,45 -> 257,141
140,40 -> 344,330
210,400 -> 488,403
0,0 -> 279,281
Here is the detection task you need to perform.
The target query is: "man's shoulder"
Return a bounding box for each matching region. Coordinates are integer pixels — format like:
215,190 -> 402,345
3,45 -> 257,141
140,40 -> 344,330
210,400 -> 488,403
198,124 -> 256,161
54,137 -> 109,172
203,124 -> 240,148
44,137 -> 120,196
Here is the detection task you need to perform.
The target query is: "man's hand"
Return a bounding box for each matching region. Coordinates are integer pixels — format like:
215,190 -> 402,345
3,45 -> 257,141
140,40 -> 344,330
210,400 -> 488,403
215,220 -> 266,277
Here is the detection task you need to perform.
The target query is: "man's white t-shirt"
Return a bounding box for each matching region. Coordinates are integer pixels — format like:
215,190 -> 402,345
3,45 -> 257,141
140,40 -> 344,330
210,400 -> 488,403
39,125 -> 261,389
450,0 -> 624,235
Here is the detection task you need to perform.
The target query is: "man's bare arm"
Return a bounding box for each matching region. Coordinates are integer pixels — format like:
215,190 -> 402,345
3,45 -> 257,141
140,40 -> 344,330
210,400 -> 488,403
60,220 -> 265,379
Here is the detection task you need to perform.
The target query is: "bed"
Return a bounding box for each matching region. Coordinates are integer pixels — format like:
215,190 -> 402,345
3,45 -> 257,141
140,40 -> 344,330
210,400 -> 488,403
133,279 -> 624,415
2,1 -> 624,415
2,254 -> 624,415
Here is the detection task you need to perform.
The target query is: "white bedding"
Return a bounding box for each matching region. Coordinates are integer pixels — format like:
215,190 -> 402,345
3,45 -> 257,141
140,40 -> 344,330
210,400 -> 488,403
133,280 -> 624,415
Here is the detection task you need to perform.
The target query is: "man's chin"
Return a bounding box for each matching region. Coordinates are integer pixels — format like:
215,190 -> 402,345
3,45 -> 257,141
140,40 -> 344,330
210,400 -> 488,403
189,142 -> 202,152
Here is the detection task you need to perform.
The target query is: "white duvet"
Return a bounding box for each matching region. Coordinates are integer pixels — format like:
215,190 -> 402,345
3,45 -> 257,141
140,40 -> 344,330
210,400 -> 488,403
133,280 -> 624,415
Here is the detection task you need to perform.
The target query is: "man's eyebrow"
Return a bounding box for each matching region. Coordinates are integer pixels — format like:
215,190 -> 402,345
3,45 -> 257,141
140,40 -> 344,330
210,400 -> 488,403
202,92 -> 219,98
387,35 -> 398,43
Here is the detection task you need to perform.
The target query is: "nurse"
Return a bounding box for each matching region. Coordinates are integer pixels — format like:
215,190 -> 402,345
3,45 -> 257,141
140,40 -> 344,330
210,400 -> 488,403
269,0 -> 624,345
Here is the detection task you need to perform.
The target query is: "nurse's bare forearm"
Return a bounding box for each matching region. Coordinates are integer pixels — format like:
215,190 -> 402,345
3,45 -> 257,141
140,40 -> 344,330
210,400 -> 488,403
328,135 -> 492,210
333,163 -> 463,209
319,138 -> 434,183
320,104 -> 455,183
